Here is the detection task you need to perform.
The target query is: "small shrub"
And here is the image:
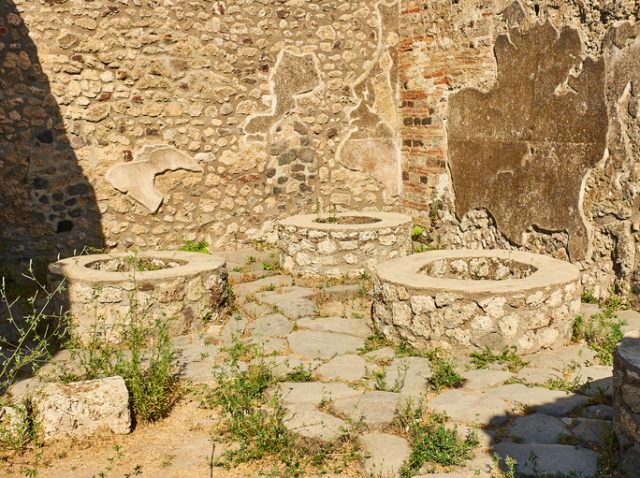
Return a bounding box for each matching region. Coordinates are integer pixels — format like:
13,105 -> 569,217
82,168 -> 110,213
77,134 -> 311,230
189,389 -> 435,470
398,402 -> 478,478
411,225 -> 425,241
283,364 -> 313,382
581,290 -> 598,304
572,313 -> 625,366
470,346 -> 527,372
0,264 -> 68,394
262,261 -> 273,271
429,358 -> 463,391
0,404 -> 36,450
178,240 -> 209,254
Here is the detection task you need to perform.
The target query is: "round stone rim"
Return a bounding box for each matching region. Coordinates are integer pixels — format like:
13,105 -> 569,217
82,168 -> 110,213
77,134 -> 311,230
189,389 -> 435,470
375,249 -> 579,294
49,251 -> 226,284
278,212 -> 412,232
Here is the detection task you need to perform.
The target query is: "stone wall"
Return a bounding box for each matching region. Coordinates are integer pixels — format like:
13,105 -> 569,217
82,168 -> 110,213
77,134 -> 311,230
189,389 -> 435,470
399,0 -> 640,300
1,0 -> 404,269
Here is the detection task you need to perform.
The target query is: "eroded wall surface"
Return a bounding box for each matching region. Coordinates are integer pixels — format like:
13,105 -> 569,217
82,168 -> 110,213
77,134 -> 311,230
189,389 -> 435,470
2,0 -> 403,262
400,0 -> 640,299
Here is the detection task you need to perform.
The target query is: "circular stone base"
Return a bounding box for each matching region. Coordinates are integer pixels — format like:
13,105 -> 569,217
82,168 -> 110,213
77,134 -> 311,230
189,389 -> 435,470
371,249 -> 581,354
277,212 -> 412,277
614,337 -> 640,471
48,251 -> 228,344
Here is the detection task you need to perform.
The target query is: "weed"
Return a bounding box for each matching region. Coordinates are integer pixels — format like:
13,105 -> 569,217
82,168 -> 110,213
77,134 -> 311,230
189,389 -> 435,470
0,403 -> 36,450
430,358 -> 463,391
225,284 -> 237,312
572,313 -> 624,366
265,284 -> 277,292
470,346 -> 527,373
546,374 -> 584,393
412,225 -> 425,241
124,254 -> 163,272
581,290 -> 598,304
597,428 -> 620,478
246,256 -> 257,265
283,364 -> 313,382
398,402 -> 478,478
231,266 -> 243,273
0,263 -> 68,394
178,241 -> 209,254
262,261 -> 273,271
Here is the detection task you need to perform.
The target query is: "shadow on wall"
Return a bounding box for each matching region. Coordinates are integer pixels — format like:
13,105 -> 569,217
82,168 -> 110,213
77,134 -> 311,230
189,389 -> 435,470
0,1 -> 104,281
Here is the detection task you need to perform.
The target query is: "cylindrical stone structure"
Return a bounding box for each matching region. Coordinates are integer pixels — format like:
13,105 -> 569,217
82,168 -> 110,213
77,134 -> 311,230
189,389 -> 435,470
614,336 -> 640,474
48,251 -> 228,344
371,249 -> 581,354
278,211 -> 412,277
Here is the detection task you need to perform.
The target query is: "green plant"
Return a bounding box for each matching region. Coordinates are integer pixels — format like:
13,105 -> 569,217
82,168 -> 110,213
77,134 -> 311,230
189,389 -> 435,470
0,404 -> 36,450
429,358 -> 463,391
124,254 -> 163,272
0,263 -> 68,394
470,346 -> 527,373
262,261 -> 273,271
597,428 -> 620,478
398,402 -> 478,478
178,240 -> 209,254
246,256 -> 257,265
581,290 -> 598,304
572,313 -> 625,366
412,225 -> 425,241
283,364 -> 313,382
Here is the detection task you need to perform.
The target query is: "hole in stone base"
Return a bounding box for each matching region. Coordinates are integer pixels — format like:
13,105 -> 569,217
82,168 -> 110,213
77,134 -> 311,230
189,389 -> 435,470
421,257 -> 537,280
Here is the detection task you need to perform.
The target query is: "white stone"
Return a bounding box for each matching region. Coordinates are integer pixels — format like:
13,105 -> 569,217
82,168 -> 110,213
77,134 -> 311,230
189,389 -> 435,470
410,295 -> 435,314
33,377 -> 131,441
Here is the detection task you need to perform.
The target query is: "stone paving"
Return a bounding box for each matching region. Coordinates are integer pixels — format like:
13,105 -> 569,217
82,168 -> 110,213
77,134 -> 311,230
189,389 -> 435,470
168,265 -> 634,478
14,252 -> 638,478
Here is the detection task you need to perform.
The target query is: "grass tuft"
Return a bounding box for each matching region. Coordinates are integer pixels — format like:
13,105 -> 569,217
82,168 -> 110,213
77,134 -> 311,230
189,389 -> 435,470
470,346 -> 527,373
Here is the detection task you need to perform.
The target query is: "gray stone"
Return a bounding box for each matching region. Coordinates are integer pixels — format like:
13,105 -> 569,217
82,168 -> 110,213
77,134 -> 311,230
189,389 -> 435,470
363,347 -> 396,363
248,313 -> 293,337
562,417 -> 611,446
33,376 -> 131,441
296,316 -> 371,338
277,382 -> 360,406
234,275 -> 293,298
493,443 -> 598,477
429,389 -> 509,426
485,384 -> 590,416
508,413 -> 569,444
581,405 -> 614,420
241,302 -> 273,317
246,336 -> 288,354
220,316 -> 247,345
316,354 -> 368,381
283,405 -> 347,443
274,298 -> 318,320
516,366 -> 559,385
175,341 -> 218,383
288,330 -> 364,359
579,303 -> 602,318
618,309 -> 640,334
571,364 -> 613,398
384,357 -> 431,397
526,345 -> 598,371
333,391 -> 400,426
359,433 -> 411,477
462,369 -> 512,390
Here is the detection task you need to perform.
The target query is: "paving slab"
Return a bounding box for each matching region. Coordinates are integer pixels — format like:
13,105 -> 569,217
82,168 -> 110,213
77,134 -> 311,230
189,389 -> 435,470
384,357 -> 431,398
257,287 -> 317,304
493,443 -> 598,477
277,381 -> 360,406
363,347 -> 396,363
516,366 -> 559,385
581,404 -> 614,420
618,309 -> 640,334
508,413 -> 569,444
526,344 -> 597,371
288,330 -> 365,359
316,354 -> 368,381
283,405 -> 347,444
296,316 -> 371,338
485,384 -> 590,416
570,364 -> 613,398
274,298 -> 318,319
579,303 -> 602,318
359,433 -> 410,478
562,417 -> 611,446
241,302 -> 273,317
428,389 -> 509,426
245,336 -> 288,355
333,391 -> 400,426
233,275 -> 293,298
261,356 -> 320,378
247,313 -> 293,337
220,316 -> 247,345
461,369 -> 512,390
